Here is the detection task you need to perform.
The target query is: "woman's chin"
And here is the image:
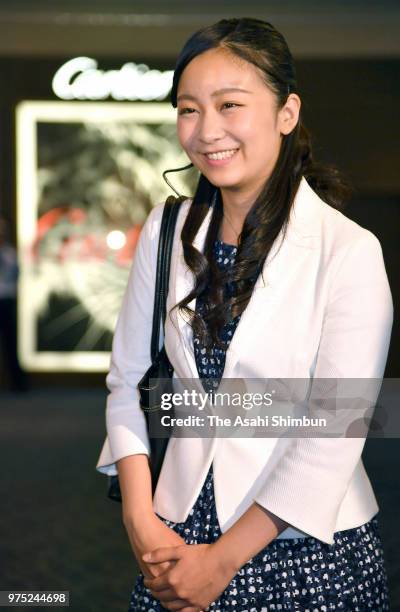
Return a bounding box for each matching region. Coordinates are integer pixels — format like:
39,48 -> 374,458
201,171 -> 245,190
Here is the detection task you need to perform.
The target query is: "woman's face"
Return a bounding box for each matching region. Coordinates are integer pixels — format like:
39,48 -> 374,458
176,47 -> 300,204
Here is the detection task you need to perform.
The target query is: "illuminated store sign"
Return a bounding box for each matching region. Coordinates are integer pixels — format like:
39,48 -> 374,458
52,57 -> 174,101
16,100 -> 193,372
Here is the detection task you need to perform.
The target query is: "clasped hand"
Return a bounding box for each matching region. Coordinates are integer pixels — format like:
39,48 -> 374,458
142,542 -> 235,611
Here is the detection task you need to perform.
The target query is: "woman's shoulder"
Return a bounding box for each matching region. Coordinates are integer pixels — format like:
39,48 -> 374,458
144,197 -> 193,230
298,177 -> 382,256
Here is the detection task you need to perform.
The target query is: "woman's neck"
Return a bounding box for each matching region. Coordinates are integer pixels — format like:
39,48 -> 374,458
219,183 -> 262,246
219,212 -> 242,246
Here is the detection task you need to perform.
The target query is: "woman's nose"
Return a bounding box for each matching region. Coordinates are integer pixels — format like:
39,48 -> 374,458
197,110 -> 225,144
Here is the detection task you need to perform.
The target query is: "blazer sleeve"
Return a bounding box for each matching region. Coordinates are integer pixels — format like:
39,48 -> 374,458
253,230 -> 393,544
95,203 -> 165,476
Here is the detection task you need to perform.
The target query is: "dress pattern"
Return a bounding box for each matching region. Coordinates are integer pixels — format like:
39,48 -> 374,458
129,239 -> 390,611
193,239 -> 242,393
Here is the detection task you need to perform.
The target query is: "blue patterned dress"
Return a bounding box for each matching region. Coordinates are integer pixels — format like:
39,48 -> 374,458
129,239 -> 390,611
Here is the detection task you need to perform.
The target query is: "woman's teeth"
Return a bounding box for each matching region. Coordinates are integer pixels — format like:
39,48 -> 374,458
206,149 -> 238,160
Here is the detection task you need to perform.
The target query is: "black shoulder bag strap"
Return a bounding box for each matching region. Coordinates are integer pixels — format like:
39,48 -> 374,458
138,195 -> 184,492
151,195 -> 183,362
107,195 -> 184,502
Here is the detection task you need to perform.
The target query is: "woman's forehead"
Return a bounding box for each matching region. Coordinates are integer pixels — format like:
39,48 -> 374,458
177,49 -> 267,96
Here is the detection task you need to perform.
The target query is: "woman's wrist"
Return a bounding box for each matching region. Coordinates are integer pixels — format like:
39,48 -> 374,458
208,503 -> 289,574
123,505 -> 157,530
209,537 -> 242,576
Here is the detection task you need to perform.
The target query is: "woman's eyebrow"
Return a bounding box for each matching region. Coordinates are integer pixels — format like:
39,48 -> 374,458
177,87 -> 252,102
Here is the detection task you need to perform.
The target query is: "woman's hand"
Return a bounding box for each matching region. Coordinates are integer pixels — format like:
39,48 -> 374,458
142,543 -> 237,611
124,511 -> 186,580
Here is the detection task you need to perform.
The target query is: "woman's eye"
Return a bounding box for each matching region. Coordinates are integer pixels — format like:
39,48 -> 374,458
221,102 -> 241,110
178,103 -> 241,115
178,107 -> 197,115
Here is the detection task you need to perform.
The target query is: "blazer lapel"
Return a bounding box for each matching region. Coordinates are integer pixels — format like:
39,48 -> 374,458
167,177 -> 323,381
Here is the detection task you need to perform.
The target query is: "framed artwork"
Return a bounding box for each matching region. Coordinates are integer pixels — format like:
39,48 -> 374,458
16,101 -> 196,371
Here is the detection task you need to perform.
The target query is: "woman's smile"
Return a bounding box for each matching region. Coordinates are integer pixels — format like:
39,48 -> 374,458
203,147 -> 240,165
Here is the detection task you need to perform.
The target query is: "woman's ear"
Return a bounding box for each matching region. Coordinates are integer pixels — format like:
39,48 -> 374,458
278,93 -> 301,135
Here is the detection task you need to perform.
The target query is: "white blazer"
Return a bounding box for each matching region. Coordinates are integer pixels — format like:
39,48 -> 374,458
96,177 -> 393,545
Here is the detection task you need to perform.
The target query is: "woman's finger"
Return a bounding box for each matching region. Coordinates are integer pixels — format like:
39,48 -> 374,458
151,587 -> 182,602
143,545 -> 184,564
148,560 -> 175,577
144,573 -> 174,592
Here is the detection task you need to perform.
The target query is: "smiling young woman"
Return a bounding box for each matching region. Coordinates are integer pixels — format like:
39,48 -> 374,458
96,17 -> 393,612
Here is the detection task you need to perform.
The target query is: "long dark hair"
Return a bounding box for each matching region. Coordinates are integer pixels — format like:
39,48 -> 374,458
168,17 -> 350,349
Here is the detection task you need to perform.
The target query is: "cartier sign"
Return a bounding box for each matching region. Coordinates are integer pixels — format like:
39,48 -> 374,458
52,57 -> 174,101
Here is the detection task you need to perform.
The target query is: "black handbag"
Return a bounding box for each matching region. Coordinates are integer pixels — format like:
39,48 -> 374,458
107,195 -> 184,502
